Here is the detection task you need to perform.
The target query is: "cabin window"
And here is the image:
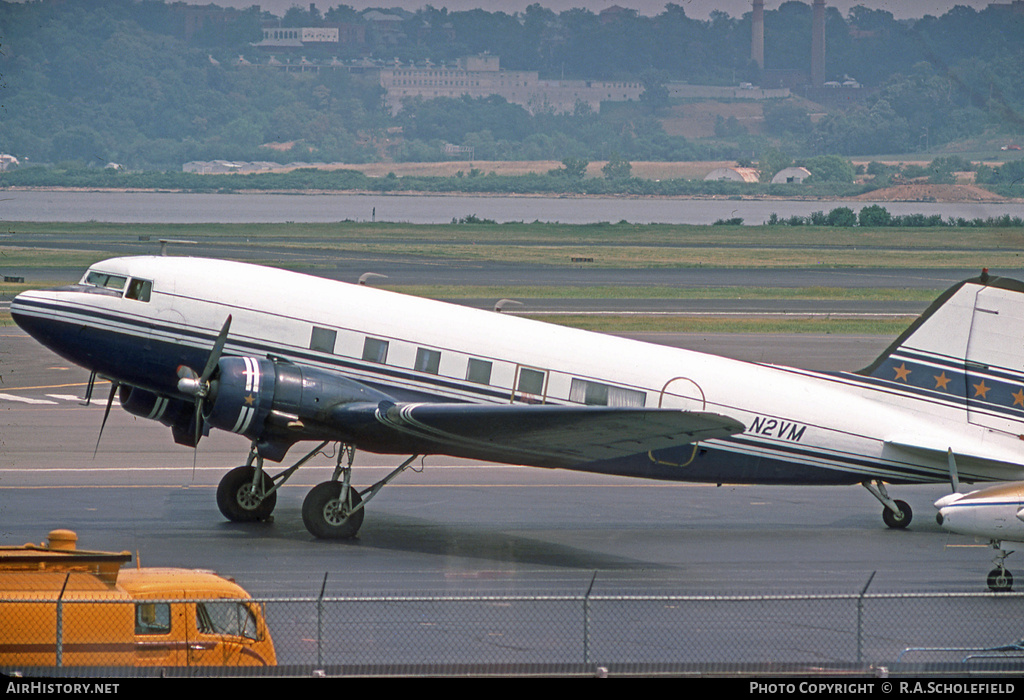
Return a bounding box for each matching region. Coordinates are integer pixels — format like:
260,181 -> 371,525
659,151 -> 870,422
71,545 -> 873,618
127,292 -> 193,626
84,271 -> 127,291
310,326 -> 337,353
570,378 -> 646,407
414,348 -> 441,374
466,358 -> 492,385
362,337 -> 389,364
517,367 -> 546,396
125,278 -> 152,302
196,601 -> 259,641
135,602 -> 171,635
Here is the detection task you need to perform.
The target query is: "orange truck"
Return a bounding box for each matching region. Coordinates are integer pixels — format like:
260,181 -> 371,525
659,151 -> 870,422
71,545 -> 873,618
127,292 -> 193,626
0,530 -> 275,668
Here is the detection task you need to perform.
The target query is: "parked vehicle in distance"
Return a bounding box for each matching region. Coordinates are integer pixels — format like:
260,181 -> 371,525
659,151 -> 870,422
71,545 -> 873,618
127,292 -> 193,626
0,529 -> 275,668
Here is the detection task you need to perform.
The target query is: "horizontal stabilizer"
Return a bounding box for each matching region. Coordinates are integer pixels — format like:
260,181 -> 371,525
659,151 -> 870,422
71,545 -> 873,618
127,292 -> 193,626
884,435 -> 1024,481
332,401 -> 744,469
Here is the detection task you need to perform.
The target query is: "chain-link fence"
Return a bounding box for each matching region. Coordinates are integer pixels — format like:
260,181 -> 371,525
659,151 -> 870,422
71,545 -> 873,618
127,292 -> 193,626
4,591 -> 1024,676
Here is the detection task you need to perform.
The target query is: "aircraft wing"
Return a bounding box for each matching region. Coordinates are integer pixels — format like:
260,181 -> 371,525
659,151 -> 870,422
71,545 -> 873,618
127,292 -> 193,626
331,401 -> 745,468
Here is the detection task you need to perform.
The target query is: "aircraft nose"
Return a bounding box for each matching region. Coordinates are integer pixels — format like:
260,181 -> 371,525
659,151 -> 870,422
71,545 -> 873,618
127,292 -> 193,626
10,289 -> 35,330
10,288 -> 59,342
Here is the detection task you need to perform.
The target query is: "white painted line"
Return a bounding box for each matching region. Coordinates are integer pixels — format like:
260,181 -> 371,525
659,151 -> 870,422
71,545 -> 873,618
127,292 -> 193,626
46,394 -> 88,402
0,393 -> 58,405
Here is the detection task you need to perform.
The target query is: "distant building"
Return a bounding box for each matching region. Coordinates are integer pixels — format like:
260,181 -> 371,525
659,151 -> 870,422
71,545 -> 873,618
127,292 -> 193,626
0,154 -> 19,171
704,167 -> 760,183
379,55 -> 642,115
771,166 -> 812,184
256,23 -> 365,50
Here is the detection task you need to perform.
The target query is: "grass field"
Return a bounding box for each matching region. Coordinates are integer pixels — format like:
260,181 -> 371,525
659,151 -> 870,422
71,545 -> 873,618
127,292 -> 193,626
1,219 -> 1016,332
3,220 -> 1023,269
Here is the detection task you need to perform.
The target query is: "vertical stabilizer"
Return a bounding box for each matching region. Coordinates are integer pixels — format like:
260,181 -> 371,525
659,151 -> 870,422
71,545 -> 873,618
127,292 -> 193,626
861,274 -> 1024,434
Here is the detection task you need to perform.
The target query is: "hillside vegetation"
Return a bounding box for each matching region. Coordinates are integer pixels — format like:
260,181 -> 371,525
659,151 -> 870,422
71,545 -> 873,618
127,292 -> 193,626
0,1 -> 1022,175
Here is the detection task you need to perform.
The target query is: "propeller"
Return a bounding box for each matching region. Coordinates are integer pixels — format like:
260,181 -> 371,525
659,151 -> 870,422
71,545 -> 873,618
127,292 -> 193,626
92,378 -> 119,458
176,315 -> 232,452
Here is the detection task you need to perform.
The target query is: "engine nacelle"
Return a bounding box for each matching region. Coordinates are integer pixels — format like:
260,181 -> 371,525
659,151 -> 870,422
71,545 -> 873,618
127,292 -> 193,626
203,356 -> 393,460
118,385 -> 200,447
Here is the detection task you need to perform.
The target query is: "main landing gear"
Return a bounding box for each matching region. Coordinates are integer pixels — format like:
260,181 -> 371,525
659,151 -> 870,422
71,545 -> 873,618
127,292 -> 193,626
862,480 -> 913,529
987,541 -> 1015,592
215,441 -> 421,539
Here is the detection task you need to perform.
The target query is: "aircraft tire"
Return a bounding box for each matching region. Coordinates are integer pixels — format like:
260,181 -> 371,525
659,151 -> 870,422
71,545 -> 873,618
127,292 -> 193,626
882,499 -> 912,529
987,567 -> 1013,592
216,466 -> 277,522
302,481 -> 364,539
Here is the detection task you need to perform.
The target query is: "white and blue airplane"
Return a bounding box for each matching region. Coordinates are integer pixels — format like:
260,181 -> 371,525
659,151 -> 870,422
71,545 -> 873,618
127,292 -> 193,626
11,258 -> 1024,543
936,479 -> 1024,591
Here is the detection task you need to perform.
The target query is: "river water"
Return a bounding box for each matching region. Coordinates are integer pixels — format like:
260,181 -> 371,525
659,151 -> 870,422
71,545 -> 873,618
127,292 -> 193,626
3,190 -> 1022,225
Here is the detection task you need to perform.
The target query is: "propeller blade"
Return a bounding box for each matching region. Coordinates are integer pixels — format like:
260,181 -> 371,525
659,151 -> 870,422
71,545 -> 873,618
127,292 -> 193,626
947,448 -> 961,493
93,380 -> 119,458
200,315 -> 232,384
192,401 -> 204,478
186,315 -> 231,475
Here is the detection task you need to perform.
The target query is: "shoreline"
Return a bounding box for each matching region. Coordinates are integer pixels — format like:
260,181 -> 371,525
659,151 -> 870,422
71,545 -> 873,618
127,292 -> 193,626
2,184 -> 1016,204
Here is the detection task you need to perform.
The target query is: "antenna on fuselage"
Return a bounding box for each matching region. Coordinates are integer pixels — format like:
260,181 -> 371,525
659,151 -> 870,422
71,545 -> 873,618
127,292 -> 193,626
494,299 -> 523,313
359,272 -> 388,286
158,239 -> 198,256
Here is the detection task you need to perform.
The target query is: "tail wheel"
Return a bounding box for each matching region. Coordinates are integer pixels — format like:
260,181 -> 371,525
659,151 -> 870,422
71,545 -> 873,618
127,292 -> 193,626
217,466 -> 277,522
302,481 -> 364,539
882,499 -> 912,529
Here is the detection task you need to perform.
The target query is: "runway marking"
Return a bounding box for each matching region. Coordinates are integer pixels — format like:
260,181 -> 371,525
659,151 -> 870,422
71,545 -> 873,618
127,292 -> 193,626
46,394 -> 88,401
0,381 -> 106,392
0,393 -> 58,405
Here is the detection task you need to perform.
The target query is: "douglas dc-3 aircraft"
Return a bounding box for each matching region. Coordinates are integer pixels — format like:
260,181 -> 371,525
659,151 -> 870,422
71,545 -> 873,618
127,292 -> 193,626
11,258 -> 1024,543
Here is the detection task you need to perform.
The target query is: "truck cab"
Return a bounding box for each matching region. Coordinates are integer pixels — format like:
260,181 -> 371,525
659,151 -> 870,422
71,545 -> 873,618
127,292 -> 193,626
119,567 -> 275,667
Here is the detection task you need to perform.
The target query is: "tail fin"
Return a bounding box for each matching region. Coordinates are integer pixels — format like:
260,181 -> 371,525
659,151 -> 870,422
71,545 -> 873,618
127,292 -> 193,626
860,272 -> 1024,434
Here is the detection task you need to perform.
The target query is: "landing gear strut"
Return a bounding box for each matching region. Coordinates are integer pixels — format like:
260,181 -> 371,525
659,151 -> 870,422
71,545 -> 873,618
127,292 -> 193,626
302,451 -> 421,540
987,541 -> 1015,592
214,441 -> 421,540
862,480 -> 913,529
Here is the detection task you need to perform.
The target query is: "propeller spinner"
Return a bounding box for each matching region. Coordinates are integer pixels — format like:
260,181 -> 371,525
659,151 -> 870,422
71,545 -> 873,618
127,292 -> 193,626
176,315 -> 232,449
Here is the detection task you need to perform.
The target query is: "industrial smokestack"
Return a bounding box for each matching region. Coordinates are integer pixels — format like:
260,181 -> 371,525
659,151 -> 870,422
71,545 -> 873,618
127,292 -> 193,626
751,0 -> 765,70
811,0 -> 825,87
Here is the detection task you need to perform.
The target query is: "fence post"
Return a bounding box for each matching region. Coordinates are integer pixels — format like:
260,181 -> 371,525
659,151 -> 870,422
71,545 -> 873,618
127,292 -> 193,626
317,573 -> 328,668
56,574 -> 70,667
856,571 -> 876,663
583,572 -> 597,664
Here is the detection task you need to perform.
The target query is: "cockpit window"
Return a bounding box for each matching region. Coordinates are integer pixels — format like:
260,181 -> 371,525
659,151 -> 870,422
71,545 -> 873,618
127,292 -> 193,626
84,271 -> 128,291
125,278 -> 152,302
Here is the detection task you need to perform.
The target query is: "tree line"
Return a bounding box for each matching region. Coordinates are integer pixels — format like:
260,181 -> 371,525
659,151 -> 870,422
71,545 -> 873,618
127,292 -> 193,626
0,0 -> 1021,171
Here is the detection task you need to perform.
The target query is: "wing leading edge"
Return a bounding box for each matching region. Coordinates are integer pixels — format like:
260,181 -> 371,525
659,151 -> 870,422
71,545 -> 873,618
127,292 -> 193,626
330,401 -> 745,469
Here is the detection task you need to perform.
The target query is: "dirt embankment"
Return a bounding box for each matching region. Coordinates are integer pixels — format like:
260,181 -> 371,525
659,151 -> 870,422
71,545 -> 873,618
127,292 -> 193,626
851,183 -> 1009,203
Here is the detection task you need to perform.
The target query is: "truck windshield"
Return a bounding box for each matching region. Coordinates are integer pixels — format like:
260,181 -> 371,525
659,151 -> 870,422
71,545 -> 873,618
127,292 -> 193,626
196,601 -> 259,641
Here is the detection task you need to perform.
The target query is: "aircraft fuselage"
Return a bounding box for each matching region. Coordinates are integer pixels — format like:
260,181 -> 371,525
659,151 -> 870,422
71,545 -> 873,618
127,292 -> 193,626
12,257 -> 1024,489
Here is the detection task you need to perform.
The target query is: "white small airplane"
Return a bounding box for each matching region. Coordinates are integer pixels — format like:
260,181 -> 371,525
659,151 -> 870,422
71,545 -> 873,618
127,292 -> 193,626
11,258 -> 1024,544
936,479 -> 1024,592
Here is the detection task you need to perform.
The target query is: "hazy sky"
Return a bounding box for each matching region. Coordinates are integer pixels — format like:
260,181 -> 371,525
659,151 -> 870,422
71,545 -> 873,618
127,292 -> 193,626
214,1 -> 999,20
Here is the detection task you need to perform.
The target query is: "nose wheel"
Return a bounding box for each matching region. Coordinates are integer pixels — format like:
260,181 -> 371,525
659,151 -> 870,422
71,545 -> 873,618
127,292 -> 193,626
987,542 -> 1015,592
863,480 -> 913,529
